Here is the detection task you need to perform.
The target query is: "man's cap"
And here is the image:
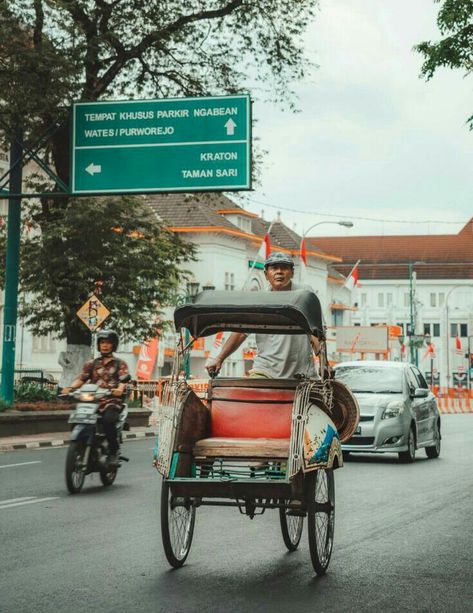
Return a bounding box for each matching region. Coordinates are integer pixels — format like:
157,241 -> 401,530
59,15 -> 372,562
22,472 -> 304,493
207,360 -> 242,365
264,251 -> 295,268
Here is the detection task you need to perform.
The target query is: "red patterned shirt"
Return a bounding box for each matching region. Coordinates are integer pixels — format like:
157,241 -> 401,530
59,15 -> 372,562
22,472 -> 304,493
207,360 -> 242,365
79,356 -> 129,390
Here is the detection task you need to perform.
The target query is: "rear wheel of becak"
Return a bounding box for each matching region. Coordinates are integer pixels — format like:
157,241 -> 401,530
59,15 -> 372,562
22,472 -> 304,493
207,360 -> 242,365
305,469 -> 335,575
161,479 -> 196,568
65,441 -> 86,494
280,507 -> 304,551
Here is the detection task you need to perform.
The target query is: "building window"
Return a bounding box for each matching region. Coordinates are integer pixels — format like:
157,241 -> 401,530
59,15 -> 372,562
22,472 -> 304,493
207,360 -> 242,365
438,293 -> 445,307
386,293 -> 393,307
32,334 -> 56,353
450,323 -> 457,337
430,293 -> 436,307
450,323 -> 467,337
361,293 -> 367,306
377,293 -> 384,307
222,361 -> 237,377
433,323 -> 440,337
423,323 -> 431,335
460,323 -> 468,337
224,272 -> 235,291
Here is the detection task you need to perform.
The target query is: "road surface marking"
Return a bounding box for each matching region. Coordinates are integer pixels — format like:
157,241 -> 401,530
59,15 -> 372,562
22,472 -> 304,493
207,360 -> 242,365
0,496 -> 59,510
0,461 -> 42,469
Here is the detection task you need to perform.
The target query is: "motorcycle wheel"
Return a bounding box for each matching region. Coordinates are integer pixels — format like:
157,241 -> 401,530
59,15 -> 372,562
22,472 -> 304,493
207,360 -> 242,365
100,463 -> 118,486
65,441 -> 86,494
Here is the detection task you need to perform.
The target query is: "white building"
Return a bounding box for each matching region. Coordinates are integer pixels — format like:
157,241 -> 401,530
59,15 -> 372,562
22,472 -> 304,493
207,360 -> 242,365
1,192 -> 354,382
311,220 -> 473,388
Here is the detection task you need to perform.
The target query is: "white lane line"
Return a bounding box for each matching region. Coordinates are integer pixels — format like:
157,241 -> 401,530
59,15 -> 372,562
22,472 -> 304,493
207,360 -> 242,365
0,496 -> 36,504
0,496 -> 59,510
0,461 -> 42,469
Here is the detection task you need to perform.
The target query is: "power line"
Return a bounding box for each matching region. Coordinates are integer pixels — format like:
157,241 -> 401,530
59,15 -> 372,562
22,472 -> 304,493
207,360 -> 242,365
238,195 -> 467,225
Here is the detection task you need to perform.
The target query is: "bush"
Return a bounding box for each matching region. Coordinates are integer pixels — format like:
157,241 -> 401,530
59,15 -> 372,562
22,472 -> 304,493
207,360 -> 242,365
14,382 -> 57,402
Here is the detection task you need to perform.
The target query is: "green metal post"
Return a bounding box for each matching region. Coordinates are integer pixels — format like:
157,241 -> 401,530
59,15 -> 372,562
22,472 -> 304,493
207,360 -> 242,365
1,129 -> 23,404
184,327 -> 191,378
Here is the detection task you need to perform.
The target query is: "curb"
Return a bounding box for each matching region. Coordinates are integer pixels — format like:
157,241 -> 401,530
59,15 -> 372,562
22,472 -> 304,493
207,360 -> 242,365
0,430 -> 158,452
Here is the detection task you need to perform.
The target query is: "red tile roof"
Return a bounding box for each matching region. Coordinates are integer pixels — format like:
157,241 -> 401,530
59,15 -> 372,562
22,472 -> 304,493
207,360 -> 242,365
308,219 -> 473,280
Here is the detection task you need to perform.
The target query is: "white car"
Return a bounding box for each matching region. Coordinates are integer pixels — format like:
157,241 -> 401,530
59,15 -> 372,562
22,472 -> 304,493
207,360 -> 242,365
333,360 -> 441,463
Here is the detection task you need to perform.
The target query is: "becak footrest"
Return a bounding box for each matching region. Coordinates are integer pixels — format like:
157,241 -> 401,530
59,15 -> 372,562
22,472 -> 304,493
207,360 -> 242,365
193,437 -> 290,459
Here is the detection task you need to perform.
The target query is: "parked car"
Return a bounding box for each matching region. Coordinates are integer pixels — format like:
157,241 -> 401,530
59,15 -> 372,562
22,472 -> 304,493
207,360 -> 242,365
333,360 -> 441,463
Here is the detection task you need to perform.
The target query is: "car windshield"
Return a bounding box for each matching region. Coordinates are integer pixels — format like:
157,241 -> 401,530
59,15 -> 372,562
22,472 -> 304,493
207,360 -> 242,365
334,366 -> 404,393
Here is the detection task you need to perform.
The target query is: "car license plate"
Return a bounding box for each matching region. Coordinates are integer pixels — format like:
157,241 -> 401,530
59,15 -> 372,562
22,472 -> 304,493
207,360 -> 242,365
354,425 -> 361,435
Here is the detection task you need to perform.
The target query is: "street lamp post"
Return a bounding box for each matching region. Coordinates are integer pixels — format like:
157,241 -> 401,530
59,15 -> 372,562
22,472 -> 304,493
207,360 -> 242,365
299,220 -> 354,281
407,261 -> 425,367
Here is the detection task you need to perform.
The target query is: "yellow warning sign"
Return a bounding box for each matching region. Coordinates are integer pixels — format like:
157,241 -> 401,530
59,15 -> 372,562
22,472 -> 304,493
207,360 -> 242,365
76,294 -> 110,332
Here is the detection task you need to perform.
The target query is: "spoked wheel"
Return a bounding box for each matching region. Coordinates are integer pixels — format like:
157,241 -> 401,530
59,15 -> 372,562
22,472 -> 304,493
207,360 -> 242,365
280,506 -> 304,551
161,479 -> 196,568
306,469 -> 335,575
65,441 -> 87,494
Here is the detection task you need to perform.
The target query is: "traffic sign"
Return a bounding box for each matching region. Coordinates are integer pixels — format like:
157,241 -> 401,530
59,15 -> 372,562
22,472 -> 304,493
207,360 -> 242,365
76,294 -> 110,331
71,95 -> 251,194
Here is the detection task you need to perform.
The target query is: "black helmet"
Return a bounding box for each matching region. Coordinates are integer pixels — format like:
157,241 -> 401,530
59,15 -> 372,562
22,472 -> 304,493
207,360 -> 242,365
264,251 -> 295,269
96,329 -> 119,353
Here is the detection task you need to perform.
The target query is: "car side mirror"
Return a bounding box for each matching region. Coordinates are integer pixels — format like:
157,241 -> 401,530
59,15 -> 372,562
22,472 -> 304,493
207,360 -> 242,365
412,387 -> 428,398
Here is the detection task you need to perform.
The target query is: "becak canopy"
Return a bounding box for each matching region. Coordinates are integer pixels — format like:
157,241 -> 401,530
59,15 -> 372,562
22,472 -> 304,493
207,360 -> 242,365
174,289 -> 324,339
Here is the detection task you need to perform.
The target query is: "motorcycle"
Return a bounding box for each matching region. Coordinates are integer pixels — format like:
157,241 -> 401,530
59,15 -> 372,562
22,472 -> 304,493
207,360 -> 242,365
63,374 -> 131,494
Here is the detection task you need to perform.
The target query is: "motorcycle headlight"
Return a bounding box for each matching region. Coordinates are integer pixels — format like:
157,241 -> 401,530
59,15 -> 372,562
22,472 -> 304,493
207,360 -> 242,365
78,392 -> 95,402
382,401 -> 405,420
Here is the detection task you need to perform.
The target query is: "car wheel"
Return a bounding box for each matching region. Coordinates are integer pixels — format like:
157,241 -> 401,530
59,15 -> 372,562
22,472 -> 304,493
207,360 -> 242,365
425,421 -> 441,459
398,426 -> 416,463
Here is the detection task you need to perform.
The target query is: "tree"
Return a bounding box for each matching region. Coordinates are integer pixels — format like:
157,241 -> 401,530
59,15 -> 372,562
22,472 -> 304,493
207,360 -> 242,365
415,0 -> 473,129
0,1 -> 318,377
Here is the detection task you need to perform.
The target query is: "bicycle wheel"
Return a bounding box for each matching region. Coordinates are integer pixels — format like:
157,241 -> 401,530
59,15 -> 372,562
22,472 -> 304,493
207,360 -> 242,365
160,479 -> 196,568
65,441 -> 86,494
279,507 -> 304,551
306,469 -> 335,575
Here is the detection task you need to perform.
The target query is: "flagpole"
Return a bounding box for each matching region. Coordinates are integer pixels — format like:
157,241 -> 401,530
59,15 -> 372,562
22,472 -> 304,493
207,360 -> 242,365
344,259 -> 361,285
242,221 -> 274,290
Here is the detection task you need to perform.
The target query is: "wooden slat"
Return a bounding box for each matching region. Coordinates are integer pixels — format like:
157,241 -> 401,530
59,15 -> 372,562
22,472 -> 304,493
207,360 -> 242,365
193,437 -> 290,458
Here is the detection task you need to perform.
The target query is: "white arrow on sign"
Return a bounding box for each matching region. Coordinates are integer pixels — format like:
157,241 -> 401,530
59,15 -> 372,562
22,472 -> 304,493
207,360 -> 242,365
86,163 -> 102,176
225,118 -> 236,136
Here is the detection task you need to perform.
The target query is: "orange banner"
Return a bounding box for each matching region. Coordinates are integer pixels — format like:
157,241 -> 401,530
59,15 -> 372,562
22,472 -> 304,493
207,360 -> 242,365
135,337 -> 159,380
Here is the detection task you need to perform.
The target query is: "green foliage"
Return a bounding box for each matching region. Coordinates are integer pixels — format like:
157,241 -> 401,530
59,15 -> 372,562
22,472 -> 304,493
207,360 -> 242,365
415,0 -> 473,129
0,0 -> 317,346
14,382 -> 57,402
20,196 -> 196,343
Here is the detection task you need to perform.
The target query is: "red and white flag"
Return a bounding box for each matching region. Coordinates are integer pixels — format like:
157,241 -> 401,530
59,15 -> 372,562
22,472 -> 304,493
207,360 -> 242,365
455,335 -> 462,354
423,342 -> 436,360
344,260 -> 360,289
257,232 -> 271,261
300,237 -> 308,267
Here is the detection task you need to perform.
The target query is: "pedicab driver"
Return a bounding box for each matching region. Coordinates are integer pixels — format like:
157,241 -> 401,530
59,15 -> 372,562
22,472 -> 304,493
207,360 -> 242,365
206,252 -> 321,379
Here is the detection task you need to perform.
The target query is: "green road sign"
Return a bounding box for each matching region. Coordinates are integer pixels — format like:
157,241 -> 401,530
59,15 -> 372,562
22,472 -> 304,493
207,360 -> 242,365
71,95 -> 251,194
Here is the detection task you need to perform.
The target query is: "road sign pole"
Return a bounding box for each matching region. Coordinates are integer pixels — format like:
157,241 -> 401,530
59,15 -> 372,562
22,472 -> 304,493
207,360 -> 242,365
1,127 -> 23,405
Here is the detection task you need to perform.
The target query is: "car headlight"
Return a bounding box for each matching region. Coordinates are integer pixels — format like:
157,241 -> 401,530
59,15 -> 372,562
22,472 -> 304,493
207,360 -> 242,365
382,401 -> 405,419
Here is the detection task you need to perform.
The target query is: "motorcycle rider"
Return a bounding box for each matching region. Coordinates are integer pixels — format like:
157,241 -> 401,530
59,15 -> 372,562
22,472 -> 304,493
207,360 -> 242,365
64,329 -> 130,465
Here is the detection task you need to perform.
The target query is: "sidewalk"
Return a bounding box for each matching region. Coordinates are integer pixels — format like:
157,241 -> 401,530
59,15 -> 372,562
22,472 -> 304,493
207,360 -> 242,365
0,426 -> 158,452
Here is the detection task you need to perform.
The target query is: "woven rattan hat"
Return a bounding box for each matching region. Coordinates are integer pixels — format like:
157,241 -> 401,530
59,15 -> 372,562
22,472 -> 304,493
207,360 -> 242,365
329,379 -> 360,443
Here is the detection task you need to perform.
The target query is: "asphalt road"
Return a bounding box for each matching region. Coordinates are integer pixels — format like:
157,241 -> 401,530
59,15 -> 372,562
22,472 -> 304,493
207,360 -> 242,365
1,415 -> 472,613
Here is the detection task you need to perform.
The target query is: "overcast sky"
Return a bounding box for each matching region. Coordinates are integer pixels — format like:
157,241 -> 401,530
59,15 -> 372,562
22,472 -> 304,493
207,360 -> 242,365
236,0 -> 472,238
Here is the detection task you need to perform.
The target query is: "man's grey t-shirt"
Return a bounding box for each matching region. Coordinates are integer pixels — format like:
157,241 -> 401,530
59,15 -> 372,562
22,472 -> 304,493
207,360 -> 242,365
251,282 -> 317,379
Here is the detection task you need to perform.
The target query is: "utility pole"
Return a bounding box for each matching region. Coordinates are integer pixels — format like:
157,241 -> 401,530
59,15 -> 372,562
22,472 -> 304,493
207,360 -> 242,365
408,263 -> 416,365
1,123 -> 23,404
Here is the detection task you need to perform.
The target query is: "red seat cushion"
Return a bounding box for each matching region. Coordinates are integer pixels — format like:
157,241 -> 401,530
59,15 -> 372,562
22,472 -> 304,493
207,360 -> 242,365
210,387 -> 294,439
